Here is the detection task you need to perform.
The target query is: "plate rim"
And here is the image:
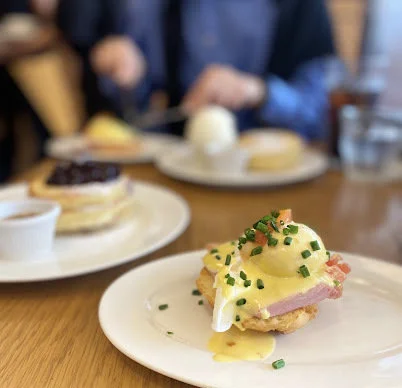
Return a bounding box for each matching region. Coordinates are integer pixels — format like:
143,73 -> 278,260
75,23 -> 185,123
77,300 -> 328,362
156,144 -> 329,188
98,249 -> 402,388
0,181 -> 191,282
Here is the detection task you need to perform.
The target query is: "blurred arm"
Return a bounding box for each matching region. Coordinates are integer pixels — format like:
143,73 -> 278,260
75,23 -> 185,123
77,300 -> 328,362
261,0 -> 335,139
260,59 -> 329,140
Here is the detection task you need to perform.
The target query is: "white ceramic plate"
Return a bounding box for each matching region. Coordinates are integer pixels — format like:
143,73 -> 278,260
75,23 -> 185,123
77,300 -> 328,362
46,133 -> 182,164
99,250 -> 402,388
0,182 -> 190,282
156,145 -> 328,187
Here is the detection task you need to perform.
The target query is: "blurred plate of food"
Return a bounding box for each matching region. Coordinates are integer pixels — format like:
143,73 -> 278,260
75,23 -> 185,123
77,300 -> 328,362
45,113 -> 183,164
0,161 -> 190,282
156,106 -> 328,187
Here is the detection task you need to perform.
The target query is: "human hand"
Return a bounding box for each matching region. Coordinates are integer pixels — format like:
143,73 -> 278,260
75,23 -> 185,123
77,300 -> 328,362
90,36 -> 146,88
182,65 -> 266,113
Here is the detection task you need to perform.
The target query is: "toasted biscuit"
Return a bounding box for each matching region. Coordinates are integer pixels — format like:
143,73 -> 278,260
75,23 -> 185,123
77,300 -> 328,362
196,267 -> 318,334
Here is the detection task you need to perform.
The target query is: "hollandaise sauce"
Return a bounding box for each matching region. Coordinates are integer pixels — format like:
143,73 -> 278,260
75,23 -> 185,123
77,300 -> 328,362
208,326 -> 275,362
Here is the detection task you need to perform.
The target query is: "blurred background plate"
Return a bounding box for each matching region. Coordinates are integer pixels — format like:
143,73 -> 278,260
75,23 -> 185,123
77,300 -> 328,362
0,181 -> 190,282
45,133 -> 182,164
156,144 -> 329,188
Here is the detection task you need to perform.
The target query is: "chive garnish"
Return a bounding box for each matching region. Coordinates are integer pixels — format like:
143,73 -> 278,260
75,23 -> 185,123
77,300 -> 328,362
210,248 -> 218,254
257,279 -> 264,289
238,244 -> 243,250
250,246 -> 263,256
227,277 -> 235,286
235,315 -> 241,322
239,237 -> 247,244
256,222 -> 269,234
261,215 -> 273,223
284,237 -> 292,246
198,300 -> 204,305
268,237 -> 278,247
272,359 -> 285,369
288,224 -> 298,234
167,331 -> 174,335
225,254 -> 232,266
280,220 -> 285,225
240,271 -> 247,280
245,228 -> 256,241
271,210 -> 280,218
310,240 -> 320,251
270,220 -> 279,232
231,241 -> 236,246
301,250 -> 311,259
236,298 -> 247,306
326,250 -> 331,258
215,255 -> 221,260
192,289 -> 201,296
244,280 -> 251,287
225,273 -> 230,278
283,228 -> 290,236
158,304 -> 168,311
334,280 -> 341,287
299,265 -> 310,278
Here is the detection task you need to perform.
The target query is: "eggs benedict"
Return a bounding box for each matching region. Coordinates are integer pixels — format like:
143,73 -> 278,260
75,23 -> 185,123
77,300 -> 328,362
197,209 -> 350,361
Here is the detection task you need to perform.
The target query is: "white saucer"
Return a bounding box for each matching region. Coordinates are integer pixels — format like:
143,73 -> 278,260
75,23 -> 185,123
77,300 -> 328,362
0,182 -> 190,282
99,250 -> 402,388
46,133 -> 182,164
156,144 -> 328,187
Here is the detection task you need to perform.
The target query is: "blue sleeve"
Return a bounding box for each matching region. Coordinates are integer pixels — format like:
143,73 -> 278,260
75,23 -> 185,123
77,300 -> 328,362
259,58 -> 329,140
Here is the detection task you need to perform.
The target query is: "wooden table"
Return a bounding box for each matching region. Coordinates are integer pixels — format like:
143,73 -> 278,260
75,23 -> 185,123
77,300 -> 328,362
1,160 -> 401,388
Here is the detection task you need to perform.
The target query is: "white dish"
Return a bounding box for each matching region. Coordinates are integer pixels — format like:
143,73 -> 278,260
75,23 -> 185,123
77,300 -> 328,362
0,199 -> 60,261
99,250 -> 402,388
0,182 -> 190,282
156,144 -> 328,187
46,133 -> 182,164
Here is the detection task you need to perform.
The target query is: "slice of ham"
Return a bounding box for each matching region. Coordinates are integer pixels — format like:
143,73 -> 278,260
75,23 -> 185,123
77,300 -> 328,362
257,254 -> 350,318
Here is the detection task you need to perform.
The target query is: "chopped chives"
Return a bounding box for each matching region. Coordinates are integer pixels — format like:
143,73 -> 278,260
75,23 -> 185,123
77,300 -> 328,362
271,210 -> 280,218
250,246 -> 263,256
236,298 -> 247,306
198,300 -> 204,305
225,273 -> 230,278
299,265 -> 310,278
261,215 -> 273,223
167,331 -> 174,335
310,240 -> 320,251
256,222 -> 269,234
326,250 -> 331,257
268,237 -> 278,247
231,251 -> 235,255
231,241 -> 236,245
192,289 -> 201,296
210,248 -> 218,254
158,304 -> 168,311
301,250 -> 311,259
334,280 -> 341,287
280,220 -> 285,225
238,244 -> 243,250
239,237 -> 247,244
284,237 -> 293,246
235,315 -> 241,322
240,271 -> 247,280
245,228 -> 256,242
283,228 -> 290,236
244,280 -> 251,287
288,224 -> 299,234
272,359 -> 285,370
225,254 -> 232,266
215,255 -> 221,260
227,277 -> 235,286
257,279 -> 264,289
270,220 -> 279,232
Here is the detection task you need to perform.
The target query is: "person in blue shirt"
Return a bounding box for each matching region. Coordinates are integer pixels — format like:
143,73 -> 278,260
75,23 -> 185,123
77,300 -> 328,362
58,0 -> 335,139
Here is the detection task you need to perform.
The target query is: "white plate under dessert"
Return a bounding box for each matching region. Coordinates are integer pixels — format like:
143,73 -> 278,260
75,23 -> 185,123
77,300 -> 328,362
156,144 -> 328,187
99,250 -> 402,388
0,182 -> 190,282
46,133 -> 182,164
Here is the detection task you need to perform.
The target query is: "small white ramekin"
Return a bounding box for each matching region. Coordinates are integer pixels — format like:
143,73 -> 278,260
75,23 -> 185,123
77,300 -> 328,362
0,200 -> 61,261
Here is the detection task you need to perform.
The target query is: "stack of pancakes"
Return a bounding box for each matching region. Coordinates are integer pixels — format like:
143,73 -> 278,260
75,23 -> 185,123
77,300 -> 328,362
30,162 -> 135,233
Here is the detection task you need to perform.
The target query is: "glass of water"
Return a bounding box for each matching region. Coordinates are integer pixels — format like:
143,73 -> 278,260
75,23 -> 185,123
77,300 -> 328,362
339,105 -> 402,182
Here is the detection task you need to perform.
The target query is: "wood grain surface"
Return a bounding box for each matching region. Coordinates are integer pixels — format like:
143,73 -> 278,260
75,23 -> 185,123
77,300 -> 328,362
0,160 -> 401,388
